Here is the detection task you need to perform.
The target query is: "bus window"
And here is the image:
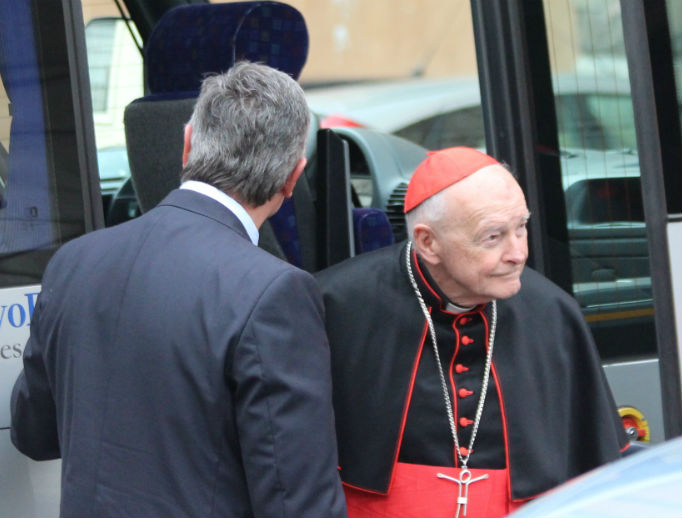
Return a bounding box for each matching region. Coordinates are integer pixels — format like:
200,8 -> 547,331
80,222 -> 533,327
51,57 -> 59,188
0,0 -> 100,287
666,1 -> 682,395
540,0 -> 682,445
544,0 -> 657,361
1,0 -> 99,515
84,16 -> 143,220
0,7 -> 57,276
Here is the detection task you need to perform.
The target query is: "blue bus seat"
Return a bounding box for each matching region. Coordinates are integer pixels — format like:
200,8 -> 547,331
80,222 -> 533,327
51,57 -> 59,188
144,2 -> 308,96
122,1 -> 315,268
352,207 -> 395,254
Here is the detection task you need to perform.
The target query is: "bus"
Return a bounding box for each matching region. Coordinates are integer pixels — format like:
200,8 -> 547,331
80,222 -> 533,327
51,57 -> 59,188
1,0 -> 680,515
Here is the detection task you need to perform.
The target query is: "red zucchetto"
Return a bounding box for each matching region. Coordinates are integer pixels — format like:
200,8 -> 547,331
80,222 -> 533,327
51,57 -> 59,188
403,147 -> 500,213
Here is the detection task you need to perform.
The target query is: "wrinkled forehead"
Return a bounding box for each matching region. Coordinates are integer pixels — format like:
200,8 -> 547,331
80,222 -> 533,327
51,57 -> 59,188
447,166 -> 529,225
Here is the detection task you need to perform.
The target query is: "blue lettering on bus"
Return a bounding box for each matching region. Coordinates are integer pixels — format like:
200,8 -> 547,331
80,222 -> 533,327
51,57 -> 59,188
0,290 -> 39,329
25,291 -> 39,320
8,304 -> 27,327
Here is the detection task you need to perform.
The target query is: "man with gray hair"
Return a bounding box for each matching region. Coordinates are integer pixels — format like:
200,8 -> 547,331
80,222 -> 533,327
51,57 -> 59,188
11,61 -> 347,518
316,146 -> 627,518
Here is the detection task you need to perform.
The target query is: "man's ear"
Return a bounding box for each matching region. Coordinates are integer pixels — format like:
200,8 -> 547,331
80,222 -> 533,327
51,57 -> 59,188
412,223 -> 441,266
281,157 -> 307,198
182,124 -> 192,167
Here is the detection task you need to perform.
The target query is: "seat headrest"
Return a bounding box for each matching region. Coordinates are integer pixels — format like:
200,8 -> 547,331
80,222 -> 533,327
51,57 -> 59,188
145,1 -> 309,95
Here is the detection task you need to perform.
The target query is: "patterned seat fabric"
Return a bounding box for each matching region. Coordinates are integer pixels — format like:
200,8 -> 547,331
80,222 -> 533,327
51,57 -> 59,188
145,2 -> 308,96
352,207 -> 396,254
124,2 -> 311,267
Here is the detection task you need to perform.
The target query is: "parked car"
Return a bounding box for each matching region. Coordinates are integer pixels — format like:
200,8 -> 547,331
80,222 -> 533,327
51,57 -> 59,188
508,436 -> 682,518
304,74 -> 637,152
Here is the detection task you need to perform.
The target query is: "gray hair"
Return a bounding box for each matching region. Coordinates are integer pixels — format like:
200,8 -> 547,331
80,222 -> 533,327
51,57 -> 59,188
180,61 -> 311,206
405,187 -> 450,242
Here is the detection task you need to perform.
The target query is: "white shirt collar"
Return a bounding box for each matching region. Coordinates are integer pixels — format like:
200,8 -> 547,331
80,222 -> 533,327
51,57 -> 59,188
445,301 -> 476,313
180,180 -> 259,245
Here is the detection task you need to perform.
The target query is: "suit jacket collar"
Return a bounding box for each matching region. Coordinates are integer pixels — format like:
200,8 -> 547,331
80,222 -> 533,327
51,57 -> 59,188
157,189 -> 251,242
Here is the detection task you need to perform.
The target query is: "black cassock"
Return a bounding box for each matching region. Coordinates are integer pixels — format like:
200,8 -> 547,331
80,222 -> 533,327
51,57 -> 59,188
316,242 -> 628,502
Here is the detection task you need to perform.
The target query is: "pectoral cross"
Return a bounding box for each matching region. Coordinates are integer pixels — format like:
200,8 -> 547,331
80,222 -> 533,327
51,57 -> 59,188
437,468 -> 489,518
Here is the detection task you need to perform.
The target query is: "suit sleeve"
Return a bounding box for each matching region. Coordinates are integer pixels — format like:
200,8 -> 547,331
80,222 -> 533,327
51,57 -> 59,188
230,267 -> 347,518
10,289 -> 60,460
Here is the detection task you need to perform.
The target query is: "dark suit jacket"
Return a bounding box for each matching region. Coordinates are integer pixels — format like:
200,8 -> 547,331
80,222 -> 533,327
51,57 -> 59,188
11,189 -> 347,518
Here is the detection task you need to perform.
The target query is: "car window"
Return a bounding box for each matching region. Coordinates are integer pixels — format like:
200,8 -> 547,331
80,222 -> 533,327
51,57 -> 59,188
394,105 -> 485,150
555,93 -> 637,151
583,94 -> 637,150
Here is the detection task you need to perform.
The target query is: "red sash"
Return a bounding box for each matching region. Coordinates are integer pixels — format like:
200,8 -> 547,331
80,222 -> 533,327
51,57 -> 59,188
344,462 -> 524,518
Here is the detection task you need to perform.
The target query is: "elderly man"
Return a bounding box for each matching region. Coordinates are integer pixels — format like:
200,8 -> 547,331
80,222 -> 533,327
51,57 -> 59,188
316,147 -> 628,518
11,62 -> 346,518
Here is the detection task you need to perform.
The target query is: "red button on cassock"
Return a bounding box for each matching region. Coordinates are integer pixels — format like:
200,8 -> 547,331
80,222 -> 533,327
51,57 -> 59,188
462,336 -> 474,345
455,364 -> 469,374
459,417 -> 474,427
458,388 -> 474,398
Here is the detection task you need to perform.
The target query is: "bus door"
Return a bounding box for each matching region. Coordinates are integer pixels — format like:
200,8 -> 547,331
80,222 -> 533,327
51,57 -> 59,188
472,0 -> 681,443
0,0 -> 101,515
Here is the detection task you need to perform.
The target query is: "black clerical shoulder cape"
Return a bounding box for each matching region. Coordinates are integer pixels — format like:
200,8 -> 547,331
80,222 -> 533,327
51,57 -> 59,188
315,242 -> 628,501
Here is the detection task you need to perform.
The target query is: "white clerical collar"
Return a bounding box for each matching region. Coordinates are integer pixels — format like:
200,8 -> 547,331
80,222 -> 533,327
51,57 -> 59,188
445,301 -> 476,313
180,180 -> 259,245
